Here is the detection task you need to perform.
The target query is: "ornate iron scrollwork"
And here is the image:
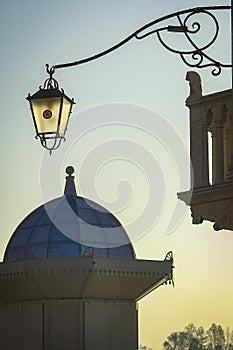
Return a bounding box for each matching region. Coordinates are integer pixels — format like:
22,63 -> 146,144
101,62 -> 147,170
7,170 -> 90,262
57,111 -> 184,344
156,8 -> 230,76
164,251 -> 175,287
46,6 -> 231,79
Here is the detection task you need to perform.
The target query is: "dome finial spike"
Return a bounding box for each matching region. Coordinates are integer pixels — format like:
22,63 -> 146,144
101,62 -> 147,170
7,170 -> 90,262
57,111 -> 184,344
64,166 -> 77,197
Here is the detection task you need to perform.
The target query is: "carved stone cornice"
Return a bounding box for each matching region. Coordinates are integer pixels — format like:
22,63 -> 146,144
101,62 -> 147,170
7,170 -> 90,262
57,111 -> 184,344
178,183 -> 233,230
186,88 -> 232,109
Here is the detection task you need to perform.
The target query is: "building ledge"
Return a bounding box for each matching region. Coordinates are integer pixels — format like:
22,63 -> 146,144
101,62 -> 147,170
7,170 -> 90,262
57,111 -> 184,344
0,255 -> 173,302
178,183 -> 233,230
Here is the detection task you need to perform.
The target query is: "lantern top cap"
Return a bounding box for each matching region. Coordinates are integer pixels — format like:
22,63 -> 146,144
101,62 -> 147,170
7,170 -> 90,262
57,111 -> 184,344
27,86 -> 75,104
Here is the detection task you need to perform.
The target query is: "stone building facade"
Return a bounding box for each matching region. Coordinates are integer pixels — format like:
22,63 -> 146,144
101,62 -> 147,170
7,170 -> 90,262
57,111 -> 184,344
178,71 -> 233,231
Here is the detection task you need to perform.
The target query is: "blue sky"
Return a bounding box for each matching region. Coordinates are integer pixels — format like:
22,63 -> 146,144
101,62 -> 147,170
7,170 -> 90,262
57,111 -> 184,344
1,1 -> 232,348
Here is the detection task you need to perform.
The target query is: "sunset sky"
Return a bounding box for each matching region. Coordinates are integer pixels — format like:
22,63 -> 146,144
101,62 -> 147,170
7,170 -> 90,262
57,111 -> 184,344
1,1 -> 232,348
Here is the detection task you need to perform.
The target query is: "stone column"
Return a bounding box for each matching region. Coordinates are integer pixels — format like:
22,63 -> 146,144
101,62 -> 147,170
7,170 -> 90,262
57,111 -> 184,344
214,120 -> 225,184
211,125 -> 217,184
189,108 -> 210,189
186,71 -> 206,189
202,121 -> 210,186
224,124 -> 230,177
228,110 -> 233,167
190,118 -> 203,188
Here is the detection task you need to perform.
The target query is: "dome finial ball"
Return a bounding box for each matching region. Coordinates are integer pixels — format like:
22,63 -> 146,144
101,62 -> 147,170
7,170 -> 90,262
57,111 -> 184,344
66,166 -> 74,176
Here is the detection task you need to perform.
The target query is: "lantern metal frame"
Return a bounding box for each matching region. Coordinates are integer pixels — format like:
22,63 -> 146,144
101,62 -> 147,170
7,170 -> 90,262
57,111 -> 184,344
27,69 -> 75,154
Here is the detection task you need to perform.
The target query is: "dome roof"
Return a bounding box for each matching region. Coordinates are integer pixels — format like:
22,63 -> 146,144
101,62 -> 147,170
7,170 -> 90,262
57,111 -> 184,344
4,167 -> 135,261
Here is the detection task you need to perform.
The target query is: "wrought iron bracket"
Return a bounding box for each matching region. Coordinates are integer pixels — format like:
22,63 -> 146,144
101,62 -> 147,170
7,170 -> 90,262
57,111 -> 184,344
164,251 -> 175,287
46,5 -> 231,79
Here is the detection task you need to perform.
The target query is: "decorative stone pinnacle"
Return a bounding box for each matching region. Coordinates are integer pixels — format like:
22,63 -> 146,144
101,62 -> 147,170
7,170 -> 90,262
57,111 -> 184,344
64,166 -> 77,197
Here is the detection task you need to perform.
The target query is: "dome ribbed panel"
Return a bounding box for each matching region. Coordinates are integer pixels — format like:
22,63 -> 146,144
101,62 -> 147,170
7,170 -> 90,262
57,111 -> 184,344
4,196 -> 135,261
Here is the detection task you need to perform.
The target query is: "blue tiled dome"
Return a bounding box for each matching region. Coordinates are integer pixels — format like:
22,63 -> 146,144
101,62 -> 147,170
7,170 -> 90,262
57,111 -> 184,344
4,167 -> 135,261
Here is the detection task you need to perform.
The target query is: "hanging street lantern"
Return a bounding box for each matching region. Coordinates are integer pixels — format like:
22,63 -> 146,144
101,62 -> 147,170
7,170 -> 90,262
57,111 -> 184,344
27,6 -> 231,153
27,66 -> 75,154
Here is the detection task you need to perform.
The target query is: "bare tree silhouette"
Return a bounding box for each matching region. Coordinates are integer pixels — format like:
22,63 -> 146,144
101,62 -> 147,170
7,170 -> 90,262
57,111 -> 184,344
163,323 -> 233,350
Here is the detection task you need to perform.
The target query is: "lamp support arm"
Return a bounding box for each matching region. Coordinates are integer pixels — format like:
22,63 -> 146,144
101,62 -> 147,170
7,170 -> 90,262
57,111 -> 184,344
46,5 -> 231,77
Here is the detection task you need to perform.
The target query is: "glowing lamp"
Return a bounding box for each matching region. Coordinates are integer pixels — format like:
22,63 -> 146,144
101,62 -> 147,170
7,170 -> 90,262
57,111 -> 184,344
27,76 -> 75,154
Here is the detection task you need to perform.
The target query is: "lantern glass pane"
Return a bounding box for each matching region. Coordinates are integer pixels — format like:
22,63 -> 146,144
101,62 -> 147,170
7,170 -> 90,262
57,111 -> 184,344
31,97 -> 62,134
59,97 -> 72,137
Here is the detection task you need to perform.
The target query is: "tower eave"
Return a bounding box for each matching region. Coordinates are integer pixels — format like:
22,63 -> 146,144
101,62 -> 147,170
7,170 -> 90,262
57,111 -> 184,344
0,256 -> 173,302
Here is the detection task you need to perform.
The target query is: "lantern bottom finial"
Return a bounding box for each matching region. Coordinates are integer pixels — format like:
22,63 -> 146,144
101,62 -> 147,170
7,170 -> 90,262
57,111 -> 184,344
36,133 -> 65,155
